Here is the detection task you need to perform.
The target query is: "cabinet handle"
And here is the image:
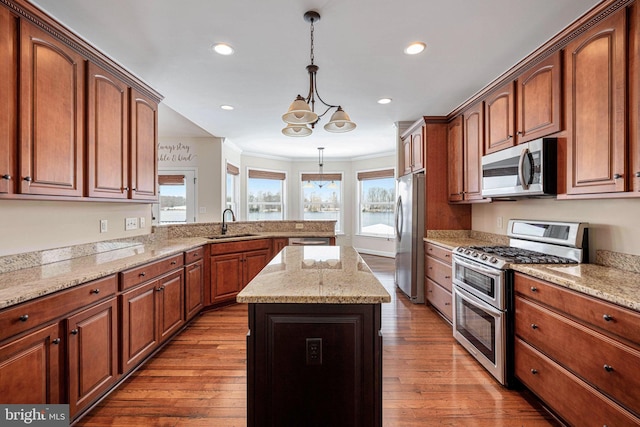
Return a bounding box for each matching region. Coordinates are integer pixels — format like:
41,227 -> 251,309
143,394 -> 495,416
444,275 -> 451,279
52,338 -> 61,345
530,286 -> 537,292
613,173 -> 622,179
70,329 -> 78,335
90,288 -> 100,294
445,254 -> 450,258
603,364 -> 614,372
19,314 -> 29,322
171,261 -> 177,265
139,272 -> 146,277
603,314 -> 613,322
444,302 -> 451,306
531,323 -> 538,330
1,174 -> 10,180
132,187 -> 137,191
156,286 -> 164,292
530,368 -> 538,375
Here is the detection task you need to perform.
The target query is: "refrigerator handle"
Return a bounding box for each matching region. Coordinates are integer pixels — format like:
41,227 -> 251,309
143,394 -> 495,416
395,196 -> 403,241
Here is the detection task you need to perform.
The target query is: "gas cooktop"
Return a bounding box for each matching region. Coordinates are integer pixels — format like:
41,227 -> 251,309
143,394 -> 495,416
454,245 -> 577,268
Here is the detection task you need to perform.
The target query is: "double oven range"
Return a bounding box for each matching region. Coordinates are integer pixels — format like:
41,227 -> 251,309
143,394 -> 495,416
452,219 -> 588,386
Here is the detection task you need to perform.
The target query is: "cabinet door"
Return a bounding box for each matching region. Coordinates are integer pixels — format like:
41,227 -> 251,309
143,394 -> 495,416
86,62 -> 129,199
463,103 -> 484,201
0,323 -> 61,404
157,270 -> 185,342
66,297 -> 118,418
565,9 -> 626,195
401,138 -> 412,175
271,238 -> 289,258
0,7 -> 16,195
447,116 -> 464,202
210,252 -> 244,303
120,281 -> 158,374
130,89 -> 158,201
484,81 -> 515,154
517,51 -> 562,143
19,21 -> 84,196
185,259 -> 204,320
243,249 -> 271,288
411,128 -> 424,171
630,2 -> 640,193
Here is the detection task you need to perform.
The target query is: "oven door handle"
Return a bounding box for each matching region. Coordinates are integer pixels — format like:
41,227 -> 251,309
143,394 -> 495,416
518,147 -> 530,190
454,286 -> 503,317
453,255 -> 504,279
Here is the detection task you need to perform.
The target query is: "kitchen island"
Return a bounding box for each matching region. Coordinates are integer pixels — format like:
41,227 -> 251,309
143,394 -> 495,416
237,245 -> 391,427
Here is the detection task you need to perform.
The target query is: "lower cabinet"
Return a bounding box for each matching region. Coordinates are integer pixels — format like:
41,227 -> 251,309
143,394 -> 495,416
424,242 -> 453,322
514,273 -> 640,425
66,297 -> 118,418
209,239 -> 271,305
184,246 -> 205,321
0,323 -> 62,404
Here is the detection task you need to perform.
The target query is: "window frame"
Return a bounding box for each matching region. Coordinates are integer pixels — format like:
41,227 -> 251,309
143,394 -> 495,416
300,171 -> 343,233
226,162 -> 240,214
153,168 -> 198,225
356,168 -> 396,238
246,168 -> 287,221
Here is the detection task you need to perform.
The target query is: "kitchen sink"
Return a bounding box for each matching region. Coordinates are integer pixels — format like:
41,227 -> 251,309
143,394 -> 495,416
207,233 -> 258,240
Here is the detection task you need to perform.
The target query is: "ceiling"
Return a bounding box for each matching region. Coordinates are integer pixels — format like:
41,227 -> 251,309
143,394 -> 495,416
31,0 -> 602,160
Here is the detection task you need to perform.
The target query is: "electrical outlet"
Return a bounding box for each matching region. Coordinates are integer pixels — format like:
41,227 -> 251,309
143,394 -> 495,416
139,217 -> 145,228
295,223 -> 304,229
306,338 -> 322,365
100,219 -> 108,233
125,217 -> 138,231
199,207 -> 207,214
496,216 -> 503,229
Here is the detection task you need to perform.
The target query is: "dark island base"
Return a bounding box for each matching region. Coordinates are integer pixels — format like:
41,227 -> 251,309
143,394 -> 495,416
246,303 -> 383,427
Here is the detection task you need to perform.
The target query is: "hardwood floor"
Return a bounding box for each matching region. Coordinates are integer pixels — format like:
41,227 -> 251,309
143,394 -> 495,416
76,254 -> 559,426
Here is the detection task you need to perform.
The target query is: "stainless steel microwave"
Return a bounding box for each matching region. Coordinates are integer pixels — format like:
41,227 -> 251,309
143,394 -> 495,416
481,138 -> 557,198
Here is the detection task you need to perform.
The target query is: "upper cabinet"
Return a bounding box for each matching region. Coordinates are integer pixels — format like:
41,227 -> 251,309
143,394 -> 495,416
19,20 -> 85,197
484,81 -> 515,154
447,116 -> 464,202
565,7 -> 626,195
129,90 -> 158,201
629,1 -> 640,194
399,120 -> 425,175
462,103 -> 484,202
0,7 -> 16,195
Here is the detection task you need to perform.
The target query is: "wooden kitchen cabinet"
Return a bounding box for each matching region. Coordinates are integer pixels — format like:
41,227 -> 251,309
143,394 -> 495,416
484,81 -> 515,154
424,242 -> 453,322
0,7 -> 16,195
629,1 -> 640,193
184,246 -> 205,321
400,120 -> 424,175
514,273 -> 640,424
449,103 -> 485,202
447,116 -> 464,202
565,8 -> 627,195
129,89 -> 158,201
86,62 -> 129,199
0,323 -> 62,404
209,239 -> 272,305
19,20 -> 85,197
66,297 -> 118,418
271,237 -> 289,258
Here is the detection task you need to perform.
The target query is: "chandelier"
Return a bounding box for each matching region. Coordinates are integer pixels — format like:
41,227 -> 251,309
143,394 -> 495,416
281,11 -> 356,137
304,147 -> 337,189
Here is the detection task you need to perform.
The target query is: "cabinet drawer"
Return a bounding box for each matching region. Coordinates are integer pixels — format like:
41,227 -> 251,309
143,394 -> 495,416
515,273 -> 640,346
515,338 -> 640,426
184,246 -> 204,263
515,296 -> 640,412
209,238 -> 271,256
425,256 -> 452,292
0,275 -> 117,342
424,242 -> 451,264
426,278 -> 452,321
119,254 -> 183,291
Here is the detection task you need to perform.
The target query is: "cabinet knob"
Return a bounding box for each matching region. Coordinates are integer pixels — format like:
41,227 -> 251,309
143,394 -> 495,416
603,314 -> 613,322
603,364 -> 614,372
445,254 -> 450,258
23,176 -> 32,183
132,187 -> 137,191
531,323 -> 538,330
508,134 -> 513,139
530,369 -> 538,375
613,173 -> 622,179
444,275 -> 451,279
19,314 -> 29,322
635,172 -> 640,178
90,288 -> 100,294
156,286 -> 164,292
139,272 -> 146,277
171,261 -> 177,265
428,266 -> 433,270
517,131 -> 523,136
1,174 -> 10,180
444,302 -> 451,306
70,329 -> 78,335
530,286 -> 537,292
52,338 -> 61,345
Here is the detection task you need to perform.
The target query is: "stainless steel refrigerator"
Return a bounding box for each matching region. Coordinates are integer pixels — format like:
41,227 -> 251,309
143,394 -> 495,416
394,173 -> 425,303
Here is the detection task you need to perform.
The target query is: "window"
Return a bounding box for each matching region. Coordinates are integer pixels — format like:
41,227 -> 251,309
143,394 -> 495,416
301,172 -> 342,233
357,169 -> 395,237
154,169 -> 196,224
247,169 -> 285,220
226,162 -> 239,213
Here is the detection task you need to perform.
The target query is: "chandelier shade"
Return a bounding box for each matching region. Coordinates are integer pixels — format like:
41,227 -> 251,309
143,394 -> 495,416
281,11 -> 356,137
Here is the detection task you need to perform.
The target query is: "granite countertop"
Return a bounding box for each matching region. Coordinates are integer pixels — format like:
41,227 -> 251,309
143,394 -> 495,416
424,233 -> 640,313
237,246 -> 391,304
0,231 -> 335,310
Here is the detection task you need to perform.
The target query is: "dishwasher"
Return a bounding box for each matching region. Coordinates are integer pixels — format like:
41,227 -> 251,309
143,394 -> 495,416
288,237 -> 332,246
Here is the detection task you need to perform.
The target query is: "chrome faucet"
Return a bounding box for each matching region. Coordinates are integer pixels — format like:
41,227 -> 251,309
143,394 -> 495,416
221,208 -> 236,235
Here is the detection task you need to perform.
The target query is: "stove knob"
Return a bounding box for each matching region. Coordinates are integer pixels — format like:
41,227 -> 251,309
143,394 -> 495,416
464,250 -> 472,255
457,247 -> 465,253
481,255 -> 488,260
490,257 -> 498,264
472,252 -> 479,257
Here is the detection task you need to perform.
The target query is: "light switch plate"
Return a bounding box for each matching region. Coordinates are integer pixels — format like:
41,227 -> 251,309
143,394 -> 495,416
139,217 -> 146,228
100,219 -> 108,233
295,223 -> 304,229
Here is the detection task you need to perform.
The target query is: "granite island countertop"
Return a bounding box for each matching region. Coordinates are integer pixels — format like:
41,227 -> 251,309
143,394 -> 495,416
0,231 -> 336,310
237,246 -> 391,304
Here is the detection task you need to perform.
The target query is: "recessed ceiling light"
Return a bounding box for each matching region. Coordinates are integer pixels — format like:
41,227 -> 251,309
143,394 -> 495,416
404,42 -> 426,55
220,105 -> 234,110
213,43 -> 234,55
377,98 -> 392,105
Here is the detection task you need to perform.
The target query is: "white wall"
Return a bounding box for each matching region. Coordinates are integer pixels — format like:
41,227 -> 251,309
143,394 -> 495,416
473,198 -> 640,260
